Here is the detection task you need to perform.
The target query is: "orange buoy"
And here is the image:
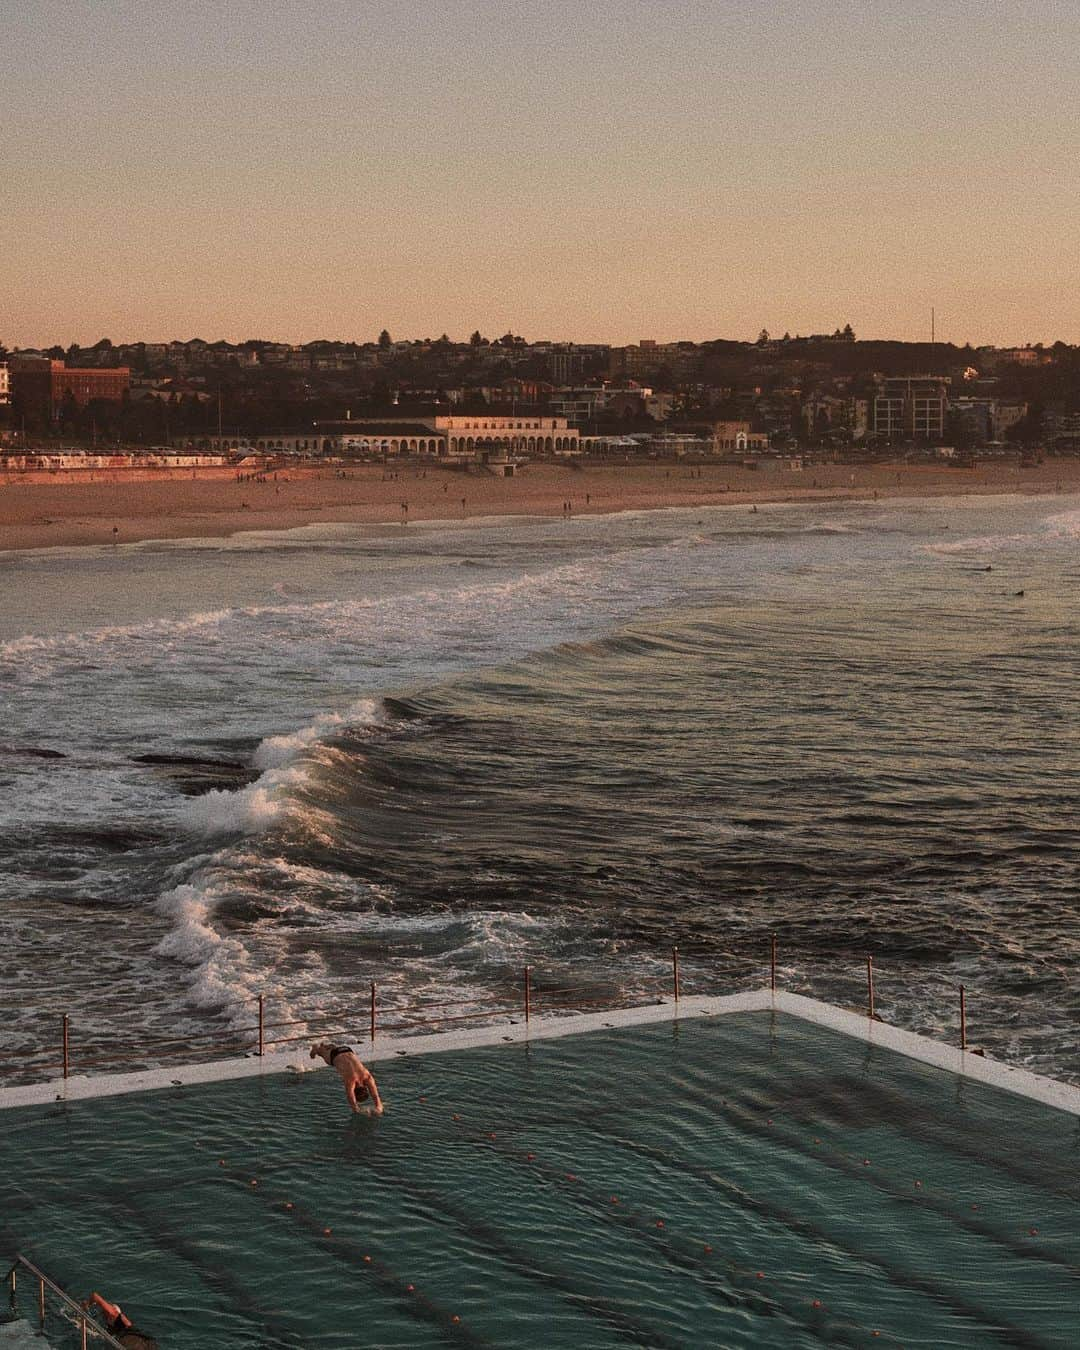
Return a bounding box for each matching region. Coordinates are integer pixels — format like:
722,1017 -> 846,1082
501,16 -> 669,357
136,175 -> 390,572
363,1255 -> 371,1263
811,1300 -> 822,1309
755,1271 -> 764,1279
526,1153 -> 535,1161
610,1196 -> 619,1204
451,1315 -> 460,1324
703,1245 -> 712,1255
323,1227 -> 332,1236
655,1220 -> 664,1229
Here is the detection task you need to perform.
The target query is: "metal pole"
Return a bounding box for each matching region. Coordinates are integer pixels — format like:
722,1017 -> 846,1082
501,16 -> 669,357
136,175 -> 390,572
770,934 -> 777,992
38,1277 -> 45,1327
672,946 -> 681,1002
959,984 -> 967,1051
524,966 -> 532,1025
370,981 -> 376,1044
62,1014 -> 69,1080
258,994 -> 265,1057
866,956 -> 875,1019
9,1264 -> 15,1299
81,1316 -> 88,1350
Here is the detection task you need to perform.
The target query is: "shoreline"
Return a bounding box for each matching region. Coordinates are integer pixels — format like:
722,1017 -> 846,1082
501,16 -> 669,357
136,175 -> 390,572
1,459 -> 1079,552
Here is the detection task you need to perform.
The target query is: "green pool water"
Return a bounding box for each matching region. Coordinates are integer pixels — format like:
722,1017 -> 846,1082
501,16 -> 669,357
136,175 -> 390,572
2,1012 -> 1077,1348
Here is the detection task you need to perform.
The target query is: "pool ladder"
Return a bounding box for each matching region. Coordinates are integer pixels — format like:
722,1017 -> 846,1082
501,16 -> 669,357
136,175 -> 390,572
6,1254 -> 126,1348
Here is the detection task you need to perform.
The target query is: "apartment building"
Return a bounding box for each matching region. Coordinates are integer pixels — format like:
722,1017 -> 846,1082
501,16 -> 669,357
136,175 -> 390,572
873,376 -> 949,440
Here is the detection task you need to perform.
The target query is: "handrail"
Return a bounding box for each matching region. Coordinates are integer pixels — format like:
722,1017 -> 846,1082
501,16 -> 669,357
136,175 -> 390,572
8,1253 -> 127,1349
0,939 -> 988,1088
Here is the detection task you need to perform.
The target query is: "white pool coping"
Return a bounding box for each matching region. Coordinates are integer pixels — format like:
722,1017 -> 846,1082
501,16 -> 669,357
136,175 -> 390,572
2,988 -> 1077,1118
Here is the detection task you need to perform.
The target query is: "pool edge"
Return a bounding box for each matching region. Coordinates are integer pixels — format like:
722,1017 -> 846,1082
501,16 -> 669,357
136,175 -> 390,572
3,989 -> 1077,1118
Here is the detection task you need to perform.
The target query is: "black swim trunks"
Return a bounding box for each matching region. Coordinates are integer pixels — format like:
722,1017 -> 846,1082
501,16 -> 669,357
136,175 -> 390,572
328,1045 -> 354,1064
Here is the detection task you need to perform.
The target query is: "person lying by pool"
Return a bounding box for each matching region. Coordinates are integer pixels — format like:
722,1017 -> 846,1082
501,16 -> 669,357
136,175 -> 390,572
81,1291 -> 159,1349
310,1041 -> 384,1115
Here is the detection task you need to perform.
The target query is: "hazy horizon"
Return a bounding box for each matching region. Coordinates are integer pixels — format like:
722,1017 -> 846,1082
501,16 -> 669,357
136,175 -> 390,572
5,0 -> 1078,348
4,326 -> 1072,353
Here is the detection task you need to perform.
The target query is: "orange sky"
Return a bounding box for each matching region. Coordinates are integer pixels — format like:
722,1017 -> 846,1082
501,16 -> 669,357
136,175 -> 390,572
5,0 -> 1079,348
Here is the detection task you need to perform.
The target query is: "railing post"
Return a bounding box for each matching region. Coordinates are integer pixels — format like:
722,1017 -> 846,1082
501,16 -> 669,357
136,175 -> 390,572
62,1014 -> 69,1080
524,966 -> 532,1024
672,945 -> 680,1002
959,984 -> 967,1051
770,934 -> 777,992
370,981 -> 376,1043
9,1263 -> 15,1300
866,955 -> 875,1019
81,1315 -> 88,1350
257,994 -> 265,1057
38,1277 -> 45,1328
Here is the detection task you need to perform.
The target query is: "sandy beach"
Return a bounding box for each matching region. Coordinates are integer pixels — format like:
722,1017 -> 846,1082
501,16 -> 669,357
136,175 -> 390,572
1,458 -> 1078,551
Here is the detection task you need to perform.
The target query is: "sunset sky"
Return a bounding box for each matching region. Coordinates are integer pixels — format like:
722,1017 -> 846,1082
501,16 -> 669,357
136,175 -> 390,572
4,0 -> 1078,348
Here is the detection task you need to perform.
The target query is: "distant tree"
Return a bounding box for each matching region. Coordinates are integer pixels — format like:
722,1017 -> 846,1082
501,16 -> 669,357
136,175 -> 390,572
378,329 -> 391,349
841,323 -> 855,341
756,329 -> 769,345
469,330 -> 485,346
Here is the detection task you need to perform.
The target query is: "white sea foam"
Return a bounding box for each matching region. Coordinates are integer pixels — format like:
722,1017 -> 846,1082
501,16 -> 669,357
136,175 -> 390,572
155,872 -> 310,1034
1043,507 -> 1080,539
252,698 -> 381,770
179,763 -> 311,835
923,532 -> 1032,556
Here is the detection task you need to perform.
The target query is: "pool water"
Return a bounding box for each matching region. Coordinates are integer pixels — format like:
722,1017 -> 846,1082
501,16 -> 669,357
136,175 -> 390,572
2,1013 -> 1077,1348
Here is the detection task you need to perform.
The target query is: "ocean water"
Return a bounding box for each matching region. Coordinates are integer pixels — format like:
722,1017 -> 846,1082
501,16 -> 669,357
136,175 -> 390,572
1,494 -> 1078,1083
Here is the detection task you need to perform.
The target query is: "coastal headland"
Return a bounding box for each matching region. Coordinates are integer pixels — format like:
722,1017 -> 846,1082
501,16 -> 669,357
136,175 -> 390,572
2,458 -> 1079,552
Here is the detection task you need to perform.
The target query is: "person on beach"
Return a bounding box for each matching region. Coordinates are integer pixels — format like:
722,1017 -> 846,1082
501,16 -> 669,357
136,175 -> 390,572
310,1042 -> 384,1115
81,1292 -> 158,1349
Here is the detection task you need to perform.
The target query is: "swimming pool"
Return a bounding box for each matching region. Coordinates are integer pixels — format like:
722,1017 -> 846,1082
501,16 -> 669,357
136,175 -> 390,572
2,1008 -> 1077,1348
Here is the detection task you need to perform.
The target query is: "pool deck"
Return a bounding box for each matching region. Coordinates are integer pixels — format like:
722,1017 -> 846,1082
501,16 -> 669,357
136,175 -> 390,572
3,988 -> 1078,1117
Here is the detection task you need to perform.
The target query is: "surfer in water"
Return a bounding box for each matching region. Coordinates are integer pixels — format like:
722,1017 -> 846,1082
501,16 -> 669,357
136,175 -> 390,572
310,1042 -> 384,1115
